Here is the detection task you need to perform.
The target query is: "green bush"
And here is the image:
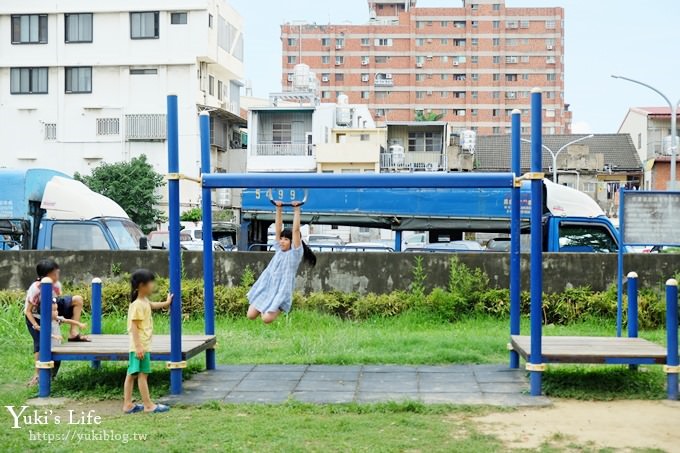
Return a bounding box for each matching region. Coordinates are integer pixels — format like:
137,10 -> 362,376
0,257 -> 673,328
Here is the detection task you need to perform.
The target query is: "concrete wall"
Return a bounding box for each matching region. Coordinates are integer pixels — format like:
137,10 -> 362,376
2,251 -> 680,295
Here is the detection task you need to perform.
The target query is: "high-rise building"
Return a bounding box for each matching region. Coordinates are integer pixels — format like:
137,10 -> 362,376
281,0 -> 570,135
0,0 -> 246,208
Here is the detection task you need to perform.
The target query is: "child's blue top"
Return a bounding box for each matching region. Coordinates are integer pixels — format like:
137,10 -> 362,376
247,241 -> 303,314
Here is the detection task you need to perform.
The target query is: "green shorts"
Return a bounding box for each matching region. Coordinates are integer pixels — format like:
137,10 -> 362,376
127,352 -> 152,375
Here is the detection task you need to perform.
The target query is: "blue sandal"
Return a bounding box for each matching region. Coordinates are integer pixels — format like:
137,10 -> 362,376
124,404 -> 144,414
148,404 -> 170,413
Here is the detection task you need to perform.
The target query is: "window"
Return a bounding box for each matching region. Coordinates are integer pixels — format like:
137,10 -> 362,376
492,109 -> 500,117
321,37 -> 330,46
287,37 -> 297,46
546,38 -> 556,46
440,55 -> 449,63
520,20 -> 529,28
471,55 -> 479,64
361,91 -> 370,99
361,56 -> 369,65
471,38 -> 478,46
415,74 -> 425,81
441,21 -> 449,27
376,108 -> 386,117
454,39 -> 466,47
52,224 -> 111,250
408,132 -> 442,152
360,37 -> 370,46
440,38 -> 448,45
492,20 -> 500,29
96,118 -> 120,136
360,134 -> 370,141
492,38 -> 500,46
440,91 -> 448,98
583,182 -> 597,193
130,12 -> 159,39
506,20 -> 518,29
171,12 -> 188,25
11,15 -> 48,44
217,80 -> 223,100
287,55 -> 297,64
454,74 -> 466,81
546,109 -> 556,118
455,109 -> 465,117
546,91 -> 556,99
208,75 -> 214,95
10,67 -> 48,94
492,91 -> 500,99
470,3 -> 479,10
416,91 -> 425,99
125,114 -> 166,140
521,55 -> 530,63
272,123 -> 292,144
208,14 -> 213,28
454,20 -> 466,28
471,108 -> 478,116
415,38 -> 424,46
506,56 -> 518,64
375,38 -> 393,46
493,127 -> 501,134
558,224 -> 617,253
471,91 -> 478,98
471,73 -> 479,81
471,20 -> 478,28
506,38 -> 518,46
375,56 -> 388,63
454,91 -> 465,99
65,13 -> 93,43
441,73 -> 449,80
492,73 -> 500,81
335,56 -> 344,65
65,67 -> 92,93
522,73 -> 529,80
505,91 -> 517,99
322,56 -> 330,64
416,21 -> 425,29
130,68 -> 158,75
547,73 -> 557,81
335,73 -> 344,81
546,20 -> 556,29
44,123 -> 56,141
335,38 -> 344,48
321,91 -> 331,99
492,56 -> 500,64
493,3 -> 501,10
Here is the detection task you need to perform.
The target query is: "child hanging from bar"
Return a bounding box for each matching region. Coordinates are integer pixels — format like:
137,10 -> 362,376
247,201 -> 316,324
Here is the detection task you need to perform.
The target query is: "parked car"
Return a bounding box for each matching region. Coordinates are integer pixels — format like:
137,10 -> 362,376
404,233 -> 428,248
307,234 -> 344,247
405,240 -> 484,253
485,238 -> 511,252
343,242 -> 394,252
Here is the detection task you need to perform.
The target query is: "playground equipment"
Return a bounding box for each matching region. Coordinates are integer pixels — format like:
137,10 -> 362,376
34,92 -> 678,400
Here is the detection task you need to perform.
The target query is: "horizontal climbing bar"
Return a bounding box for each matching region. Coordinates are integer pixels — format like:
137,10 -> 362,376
202,172 -> 516,190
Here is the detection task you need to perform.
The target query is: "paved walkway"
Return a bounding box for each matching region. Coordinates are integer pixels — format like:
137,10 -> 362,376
161,364 -> 550,407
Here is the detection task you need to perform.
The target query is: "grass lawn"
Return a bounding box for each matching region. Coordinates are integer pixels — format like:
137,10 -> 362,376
0,305 -> 670,451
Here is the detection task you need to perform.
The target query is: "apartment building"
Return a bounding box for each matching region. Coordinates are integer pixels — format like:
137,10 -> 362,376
280,0 -> 570,135
0,0 -> 245,208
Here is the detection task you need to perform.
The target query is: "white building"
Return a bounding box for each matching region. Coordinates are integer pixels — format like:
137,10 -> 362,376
618,107 -> 680,164
0,0 -> 246,208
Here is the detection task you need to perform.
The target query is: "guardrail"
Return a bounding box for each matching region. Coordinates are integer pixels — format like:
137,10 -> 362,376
380,152 -> 447,171
247,243 -> 395,252
255,143 -> 313,156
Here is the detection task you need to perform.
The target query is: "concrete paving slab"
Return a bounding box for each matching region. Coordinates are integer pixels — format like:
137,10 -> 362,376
362,365 -> 419,373
293,391 -> 356,404
247,371 -> 305,381
214,365 -> 256,373
356,392 -> 421,403
416,365 -> 473,373
420,381 -> 480,393
225,391 -> 291,404
479,382 -> 527,394
359,380 -> 418,393
253,365 -> 308,372
307,365 -> 362,372
296,379 -> 357,392
420,392 -> 487,405
360,371 -> 418,382
302,371 -> 361,381
234,379 -> 299,392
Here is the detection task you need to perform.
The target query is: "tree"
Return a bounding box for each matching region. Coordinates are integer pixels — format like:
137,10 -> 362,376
75,155 -> 166,232
415,111 -> 444,122
180,207 -> 202,222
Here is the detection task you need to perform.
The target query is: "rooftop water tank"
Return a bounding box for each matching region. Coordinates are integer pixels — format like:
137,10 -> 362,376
293,64 -> 310,91
460,130 -> 476,152
336,93 -> 351,126
389,144 -> 405,165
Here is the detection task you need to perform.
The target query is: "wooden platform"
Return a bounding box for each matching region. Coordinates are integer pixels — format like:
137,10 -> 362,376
51,334 -> 217,362
511,335 -> 667,365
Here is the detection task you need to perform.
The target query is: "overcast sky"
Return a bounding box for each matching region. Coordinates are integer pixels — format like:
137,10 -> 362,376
230,0 -> 680,133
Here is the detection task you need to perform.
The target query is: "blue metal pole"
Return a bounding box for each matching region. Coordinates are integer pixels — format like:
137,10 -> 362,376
167,94 -> 183,394
199,112 -> 216,371
203,172 -> 516,189
617,188 -> 625,337
529,89 -> 544,396
394,231 -> 402,252
666,279 -> 679,400
509,109 -> 522,369
91,278 -> 102,369
38,278 -> 53,397
627,272 -> 638,338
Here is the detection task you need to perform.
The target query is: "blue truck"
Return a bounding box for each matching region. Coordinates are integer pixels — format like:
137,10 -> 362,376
239,178 -> 620,253
0,169 -> 146,250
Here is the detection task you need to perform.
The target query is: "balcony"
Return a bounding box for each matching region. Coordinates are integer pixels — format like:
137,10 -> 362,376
374,78 -> 394,87
380,151 -> 447,172
255,143 -> 313,156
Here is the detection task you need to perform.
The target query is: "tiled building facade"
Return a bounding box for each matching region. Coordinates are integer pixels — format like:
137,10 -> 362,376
281,0 -> 570,135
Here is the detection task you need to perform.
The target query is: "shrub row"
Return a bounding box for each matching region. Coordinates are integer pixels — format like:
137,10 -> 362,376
1,258 -> 672,328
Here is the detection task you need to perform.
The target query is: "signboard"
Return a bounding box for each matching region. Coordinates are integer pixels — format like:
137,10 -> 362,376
622,191 -> 680,245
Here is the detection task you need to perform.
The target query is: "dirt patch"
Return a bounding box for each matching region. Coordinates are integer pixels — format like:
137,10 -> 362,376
472,399 -> 680,451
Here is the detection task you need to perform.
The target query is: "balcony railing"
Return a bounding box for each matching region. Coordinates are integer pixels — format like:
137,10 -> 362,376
374,78 -> 394,87
255,143 -> 313,156
380,151 -> 447,172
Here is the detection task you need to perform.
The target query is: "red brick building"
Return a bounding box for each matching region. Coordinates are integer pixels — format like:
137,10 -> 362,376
280,0 -> 570,135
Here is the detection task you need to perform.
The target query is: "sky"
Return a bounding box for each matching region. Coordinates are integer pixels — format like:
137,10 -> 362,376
229,0 -> 680,133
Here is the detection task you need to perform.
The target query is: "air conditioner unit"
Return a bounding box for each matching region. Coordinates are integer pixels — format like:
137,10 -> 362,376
321,76 -> 329,82
416,63 -> 423,68
426,90 -> 433,95
335,61 -> 342,66
426,55 -> 433,60
361,75 -> 369,82
336,44 -> 343,50
546,45 -> 554,50
375,111 -> 383,117
361,60 -> 369,66
385,73 -> 392,79
427,38 -> 433,43
452,61 -> 459,66
287,74 -> 294,82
